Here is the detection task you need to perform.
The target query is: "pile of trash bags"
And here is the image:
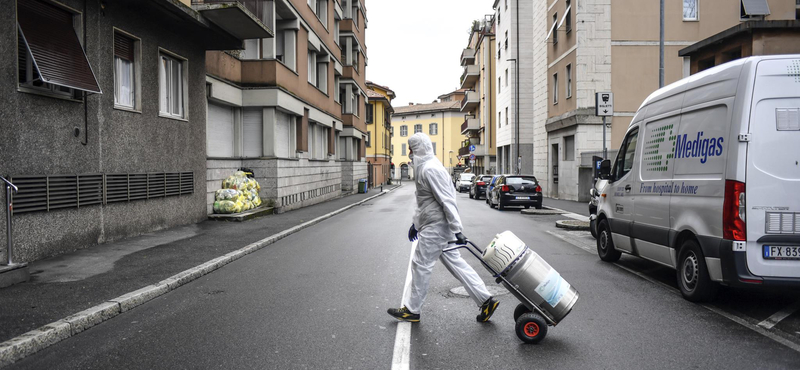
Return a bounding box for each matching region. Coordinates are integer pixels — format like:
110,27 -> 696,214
213,171 -> 262,214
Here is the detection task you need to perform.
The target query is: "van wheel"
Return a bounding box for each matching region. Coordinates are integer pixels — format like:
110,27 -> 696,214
677,239 -> 719,302
596,219 -> 621,262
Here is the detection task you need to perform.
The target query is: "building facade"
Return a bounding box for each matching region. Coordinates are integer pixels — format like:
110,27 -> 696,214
459,15 -> 497,176
365,81 -> 395,188
1,0 -> 250,263
539,0 -> 797,201
391,95 -> 467,179
493,0 -> 535,175
204,0 -> 369,213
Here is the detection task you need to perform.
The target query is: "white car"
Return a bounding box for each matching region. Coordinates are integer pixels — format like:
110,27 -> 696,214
595,55 -> 800,302
456,173 -> 475,193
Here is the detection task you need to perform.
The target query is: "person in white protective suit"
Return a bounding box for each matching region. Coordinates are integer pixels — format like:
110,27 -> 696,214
387,133 -> 499,323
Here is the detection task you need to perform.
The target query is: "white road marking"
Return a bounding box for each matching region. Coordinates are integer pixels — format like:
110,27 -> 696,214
758,300 -> 800,330
391,240 -> 417,370
547,228 -> 800,353
562,213 -> 590,222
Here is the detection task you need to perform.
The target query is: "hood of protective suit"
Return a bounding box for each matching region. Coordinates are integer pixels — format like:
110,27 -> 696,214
408,133 -> 462,235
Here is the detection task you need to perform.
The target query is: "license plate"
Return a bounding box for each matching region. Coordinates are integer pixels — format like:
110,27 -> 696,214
516,196 -> 530,200
763,245 -> 800,260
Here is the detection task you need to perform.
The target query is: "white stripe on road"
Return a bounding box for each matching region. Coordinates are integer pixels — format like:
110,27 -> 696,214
391,240 -> 417,370
758,300 -> 800,330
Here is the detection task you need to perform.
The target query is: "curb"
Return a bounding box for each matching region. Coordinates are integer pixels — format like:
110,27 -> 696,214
555,219 -> 591,231
0,186 -> 400,367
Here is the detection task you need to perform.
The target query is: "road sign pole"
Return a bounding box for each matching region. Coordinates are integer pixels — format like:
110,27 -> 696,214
602,116 -> 607,160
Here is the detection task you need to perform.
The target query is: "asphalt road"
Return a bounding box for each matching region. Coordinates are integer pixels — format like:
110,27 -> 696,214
11,185 -> 800,369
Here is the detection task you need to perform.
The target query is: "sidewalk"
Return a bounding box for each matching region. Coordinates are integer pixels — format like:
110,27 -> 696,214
543,197 -> 589,216
0,186 -> 399,365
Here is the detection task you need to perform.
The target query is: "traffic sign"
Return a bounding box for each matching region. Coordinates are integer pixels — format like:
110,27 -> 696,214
595,92 -> 613,116
469,145 -> 476,152
469,154 -> 476,160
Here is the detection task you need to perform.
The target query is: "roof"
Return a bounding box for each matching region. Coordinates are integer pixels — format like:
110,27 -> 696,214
679,20 -> 800,57
393,100 -> 461,115
366,81 -> 396,98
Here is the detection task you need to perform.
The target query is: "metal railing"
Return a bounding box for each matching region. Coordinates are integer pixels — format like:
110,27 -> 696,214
1,176 -> 18,265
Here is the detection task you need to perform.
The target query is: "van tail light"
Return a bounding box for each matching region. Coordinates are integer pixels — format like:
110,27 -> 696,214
477,182 -> 485,186
535,185 -> 542,193
501,185 -> 510,192
723,180 -> 746,241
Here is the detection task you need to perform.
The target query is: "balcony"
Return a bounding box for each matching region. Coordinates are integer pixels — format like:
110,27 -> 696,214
461,48 -> 475,66
458,146 -> 470,156
460,91 -> 479,112
460,65 -> 479,89
460,117 -> 480,135
192,0 -> 274,40
458,144 -> 486,157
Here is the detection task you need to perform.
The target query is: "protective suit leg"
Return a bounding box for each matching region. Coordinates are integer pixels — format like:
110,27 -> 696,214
440,249 -> 492,307
403,223 -> 491,314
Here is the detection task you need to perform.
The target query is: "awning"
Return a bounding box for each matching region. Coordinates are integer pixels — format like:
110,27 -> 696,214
741,0 -> 770,16
17,0 -> 102,94
544,20 -> 557,43
557,5 -> 571,29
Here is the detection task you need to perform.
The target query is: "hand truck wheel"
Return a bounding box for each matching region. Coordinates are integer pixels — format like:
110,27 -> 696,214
515,313 -> 548,344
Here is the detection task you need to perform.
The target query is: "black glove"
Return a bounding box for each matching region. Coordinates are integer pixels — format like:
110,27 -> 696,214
455,232 -> 467,245
408,224 -> 418,242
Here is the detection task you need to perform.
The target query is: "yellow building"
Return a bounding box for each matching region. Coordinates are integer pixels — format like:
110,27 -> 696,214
391,91 -> 468,179
366,81 -> 396,187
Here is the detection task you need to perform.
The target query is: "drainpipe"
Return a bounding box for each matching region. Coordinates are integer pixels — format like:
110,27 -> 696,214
81,0 -> 88,146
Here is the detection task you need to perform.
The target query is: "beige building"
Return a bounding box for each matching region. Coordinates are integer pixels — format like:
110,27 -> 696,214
203,0 -> 369,212
540,0 -> 797,201
459,15 -> 497,175
391,91 -> 468,179
365,81 -> 395,188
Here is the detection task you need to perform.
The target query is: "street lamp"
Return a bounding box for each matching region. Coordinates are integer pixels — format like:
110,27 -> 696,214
448,150 -> 454,174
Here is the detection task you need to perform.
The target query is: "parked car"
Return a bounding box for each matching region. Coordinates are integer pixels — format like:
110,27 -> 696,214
488,175 -> 543,210
588,179 -> 608,238
456,173 -> 476,193
469,175 -> 494,200
485,175 -> 503,205
594,55 -> 800,302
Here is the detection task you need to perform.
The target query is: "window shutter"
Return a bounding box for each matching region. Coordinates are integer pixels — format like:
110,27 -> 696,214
243,108 -> 263,157
17,0 -> 102,94
114,33 -> 135,61
207,103 -> 235,157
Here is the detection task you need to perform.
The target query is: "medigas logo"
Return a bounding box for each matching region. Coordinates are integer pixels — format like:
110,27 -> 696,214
674,131 -> 724,164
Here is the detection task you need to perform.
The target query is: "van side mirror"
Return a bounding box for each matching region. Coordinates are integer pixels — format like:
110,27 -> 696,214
598,160 -> 611,180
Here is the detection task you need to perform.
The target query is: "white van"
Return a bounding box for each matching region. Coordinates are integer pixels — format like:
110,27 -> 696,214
595,55 -> 800,302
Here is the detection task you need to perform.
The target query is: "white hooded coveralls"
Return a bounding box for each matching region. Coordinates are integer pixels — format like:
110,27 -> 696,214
402,133 -> 491,314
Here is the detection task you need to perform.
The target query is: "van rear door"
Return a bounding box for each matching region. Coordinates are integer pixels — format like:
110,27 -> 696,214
745,57 -> 800,279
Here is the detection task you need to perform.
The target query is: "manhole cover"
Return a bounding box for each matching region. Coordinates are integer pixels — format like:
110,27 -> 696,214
449,285 -> 509,298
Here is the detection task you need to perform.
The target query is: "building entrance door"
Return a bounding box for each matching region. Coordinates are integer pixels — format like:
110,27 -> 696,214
551,144 -> 559,198
401,164 -> 409,179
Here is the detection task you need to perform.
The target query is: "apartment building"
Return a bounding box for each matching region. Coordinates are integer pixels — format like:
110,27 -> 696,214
204,0 -> 369,213
541,0 -> 797,201
493,0 -> 535,175
459,15 -> 497,176
365,81 -> 395,187
0,0 -> 250,263
391,92 -> 467,179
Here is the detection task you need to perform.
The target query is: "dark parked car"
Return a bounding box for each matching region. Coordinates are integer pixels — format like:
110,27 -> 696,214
485,175 -> 503,205
488,175 -> 543,210
469,175 -> 494,200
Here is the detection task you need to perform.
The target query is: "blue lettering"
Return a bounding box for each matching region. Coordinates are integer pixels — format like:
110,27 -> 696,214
671,132 -> 725,163
716,137 -> 724,156
700,138 -> 709,163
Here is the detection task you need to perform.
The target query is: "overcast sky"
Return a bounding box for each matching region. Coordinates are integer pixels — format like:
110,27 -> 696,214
365,0 -> 495,107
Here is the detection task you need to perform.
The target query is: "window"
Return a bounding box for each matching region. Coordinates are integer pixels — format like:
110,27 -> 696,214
17,0 -> 101,98
564,135 -> 575,161
498,112 -> 502,128
565,0 -> 572,32
432,142 -> 437,155
414,124 -> 422,134
159,52 -> 186,119
612,128 -> 639,180
498,77 -> 501,93
366,131 -> 371,147
504,31 -> 508,50
307,50 -> 316,85
683,0 -> 698,20
552,13 -> 558,44
553,73 -> 558,105
566,64 -> 572,98
114,31 -> 139,110
740,0 -> 771,20
366,103 -> 374,123
352,92 -> 359,116
391,145 -> 394,155
316,56 -> 328,93
498,42 -> 501,59
241,39 -> 261,60
316,0 -> 328,28
334,76 -> 341,103
505,107 -> 509,126
402,143 -> 407,156
505,69 -> 509,87
429,123 -> 438,135
400,125 -> 408,136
